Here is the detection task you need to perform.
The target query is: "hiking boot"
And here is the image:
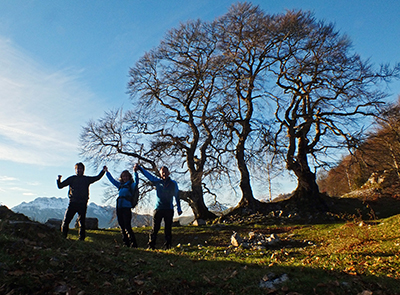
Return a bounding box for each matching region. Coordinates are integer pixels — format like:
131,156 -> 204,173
162,243 -> 171,250
130,236 -> 138,248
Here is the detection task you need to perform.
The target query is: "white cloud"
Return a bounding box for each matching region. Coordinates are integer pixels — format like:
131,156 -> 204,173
23,192 -> 36,196
0,175 -> 18,181
9,187 -> 30,192
0,37 -> 98,166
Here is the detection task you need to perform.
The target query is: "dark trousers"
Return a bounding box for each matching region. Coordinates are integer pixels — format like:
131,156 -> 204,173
149,209 -> 174,248
117,207 -> 137,247
62,202 -> 87,240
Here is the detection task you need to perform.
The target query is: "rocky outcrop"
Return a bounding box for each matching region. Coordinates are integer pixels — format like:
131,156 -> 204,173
230,231 -> 280,250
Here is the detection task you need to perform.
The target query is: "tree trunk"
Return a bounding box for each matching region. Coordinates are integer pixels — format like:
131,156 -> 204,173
236,138 -> 262,211
183,149 -> 217,220
287,136 -> 328,211
179,190 -> 216,220
291,166 -> 328,211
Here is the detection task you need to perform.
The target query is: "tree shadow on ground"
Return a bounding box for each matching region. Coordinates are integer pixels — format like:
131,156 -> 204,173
1,206 -> 399,295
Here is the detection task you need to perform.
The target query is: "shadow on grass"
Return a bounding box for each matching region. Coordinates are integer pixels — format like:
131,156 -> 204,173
1,203 -> 399,295
62,228 -> 400,295
1,225 -> 399,295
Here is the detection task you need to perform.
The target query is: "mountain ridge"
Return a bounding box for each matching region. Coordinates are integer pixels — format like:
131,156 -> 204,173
11,197 -> 196,228
11,197 -> 152,228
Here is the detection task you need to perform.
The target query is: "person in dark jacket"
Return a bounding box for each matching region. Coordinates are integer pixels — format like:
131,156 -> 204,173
135,164 -> 182,249
57,162 -> 106,240
105,167 -> 139,247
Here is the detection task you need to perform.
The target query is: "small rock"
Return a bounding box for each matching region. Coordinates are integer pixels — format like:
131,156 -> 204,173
231,232 -> 242,247
193,219 -> 206,226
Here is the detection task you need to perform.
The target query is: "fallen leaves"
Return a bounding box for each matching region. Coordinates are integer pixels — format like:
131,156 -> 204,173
8,270 -> 24,276
133,279 -> 145,286
2,209 -> 400,294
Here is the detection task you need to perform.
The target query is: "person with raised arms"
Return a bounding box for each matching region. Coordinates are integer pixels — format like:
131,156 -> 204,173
134,164 -> 182,249
57,163 -> 106,241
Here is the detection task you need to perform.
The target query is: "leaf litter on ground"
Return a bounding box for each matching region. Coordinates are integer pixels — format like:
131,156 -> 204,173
1,205 -> 400,294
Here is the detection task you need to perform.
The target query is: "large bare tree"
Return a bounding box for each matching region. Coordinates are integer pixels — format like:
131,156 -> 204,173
82,20 -> 227,220
127,20 -> 226,220
81,3 -> 399,218
267,10 -> 400,207
213,3 -> 278,210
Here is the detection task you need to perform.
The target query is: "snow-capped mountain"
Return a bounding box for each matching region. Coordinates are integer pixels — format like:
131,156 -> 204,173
11,197 -> 212,228
11,197 -> 116,228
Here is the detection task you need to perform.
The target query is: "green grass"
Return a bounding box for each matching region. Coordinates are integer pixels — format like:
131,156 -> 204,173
1,216 -> 400,294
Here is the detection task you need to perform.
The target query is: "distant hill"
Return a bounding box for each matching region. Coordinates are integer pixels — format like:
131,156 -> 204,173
11,197 -> 154,229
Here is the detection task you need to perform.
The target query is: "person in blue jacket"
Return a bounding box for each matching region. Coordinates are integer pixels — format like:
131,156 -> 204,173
105,167 -> 139,248
134,164 -> 182,249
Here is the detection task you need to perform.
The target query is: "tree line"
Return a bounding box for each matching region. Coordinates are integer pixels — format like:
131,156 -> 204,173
318,97 -> 400,197
80,3 -> 400,220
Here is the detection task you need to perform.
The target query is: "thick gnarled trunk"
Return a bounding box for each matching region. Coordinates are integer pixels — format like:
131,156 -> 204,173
236,137 -> 262,211
290,163 -> 328,211
179,189 -> 216,220
287,136 -> 327,211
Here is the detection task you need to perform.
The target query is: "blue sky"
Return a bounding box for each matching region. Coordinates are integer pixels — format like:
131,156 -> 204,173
1,0 -> 399,212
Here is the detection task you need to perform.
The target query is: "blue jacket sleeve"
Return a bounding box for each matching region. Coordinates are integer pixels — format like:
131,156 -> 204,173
174,181 -> 182,213
139,167 -> 160,184
131,171 -> 139,190
106,171 -> 121,188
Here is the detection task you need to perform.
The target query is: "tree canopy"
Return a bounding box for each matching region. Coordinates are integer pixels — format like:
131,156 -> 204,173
81,2 -> 399,218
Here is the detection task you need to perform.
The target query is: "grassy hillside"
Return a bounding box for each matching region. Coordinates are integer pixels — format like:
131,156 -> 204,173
1,205 -> 400,295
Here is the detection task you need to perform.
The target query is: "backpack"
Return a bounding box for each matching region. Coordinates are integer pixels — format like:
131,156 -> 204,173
119,181 -> 139,208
